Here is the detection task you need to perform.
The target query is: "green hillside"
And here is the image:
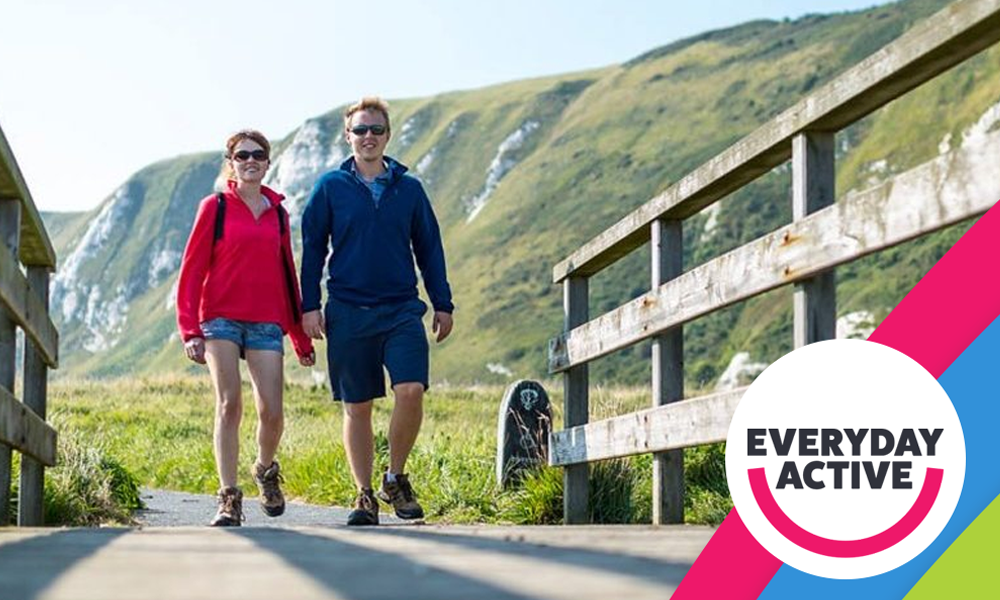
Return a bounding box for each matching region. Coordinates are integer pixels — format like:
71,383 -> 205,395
43,0 -> 1000,387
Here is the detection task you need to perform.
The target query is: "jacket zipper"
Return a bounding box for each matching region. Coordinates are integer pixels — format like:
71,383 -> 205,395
352,172 -> 399,211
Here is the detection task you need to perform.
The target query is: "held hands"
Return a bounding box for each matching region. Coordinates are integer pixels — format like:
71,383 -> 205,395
432,311 -> 453,343
303,309 -> 325,340
299,351 -> 316,367
184,337 -> 206,364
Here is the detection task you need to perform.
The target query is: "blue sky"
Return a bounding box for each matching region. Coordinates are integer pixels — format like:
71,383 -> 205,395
0,0 -> 889,212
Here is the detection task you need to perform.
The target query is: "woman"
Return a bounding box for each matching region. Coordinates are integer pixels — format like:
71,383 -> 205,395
176,130 -> 315,526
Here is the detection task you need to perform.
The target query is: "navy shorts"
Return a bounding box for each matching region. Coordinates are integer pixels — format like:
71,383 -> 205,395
324,297 -> 429,403
201,318 -> 284,359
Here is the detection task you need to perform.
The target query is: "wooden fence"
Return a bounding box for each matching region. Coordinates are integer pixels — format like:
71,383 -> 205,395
547,0 -> 1000,524
0,122 -> 59,526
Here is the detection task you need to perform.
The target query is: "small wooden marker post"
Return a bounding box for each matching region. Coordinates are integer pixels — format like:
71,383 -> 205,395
496,380 -> 551,488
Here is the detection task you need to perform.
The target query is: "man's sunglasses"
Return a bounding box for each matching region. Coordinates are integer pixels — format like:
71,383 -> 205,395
350,124 -> 387,136
231,150 -> 268,162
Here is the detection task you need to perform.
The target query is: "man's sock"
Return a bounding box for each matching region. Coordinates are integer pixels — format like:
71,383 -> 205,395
385,472 -> 398,483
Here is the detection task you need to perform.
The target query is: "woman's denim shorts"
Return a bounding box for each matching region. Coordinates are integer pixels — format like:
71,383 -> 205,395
200,318 -> 283,358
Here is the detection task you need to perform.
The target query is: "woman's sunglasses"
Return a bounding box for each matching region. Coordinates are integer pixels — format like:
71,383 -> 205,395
350,124 -> 387,136
232,150 -> 269,162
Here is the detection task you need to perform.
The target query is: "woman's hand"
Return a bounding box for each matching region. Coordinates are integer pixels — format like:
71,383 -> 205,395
184,337 -> 206,364
299,351 -> 316,367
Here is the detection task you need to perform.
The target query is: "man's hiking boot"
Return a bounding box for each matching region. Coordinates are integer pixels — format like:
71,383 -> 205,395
346,488 -> 379,526
252,460 -> 286,517
209,486 -> 244,527
377,473 -> 425,520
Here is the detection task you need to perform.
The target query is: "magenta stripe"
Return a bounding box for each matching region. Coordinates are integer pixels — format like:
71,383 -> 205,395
671,509 -> 783,599
869,203 -> 1000,378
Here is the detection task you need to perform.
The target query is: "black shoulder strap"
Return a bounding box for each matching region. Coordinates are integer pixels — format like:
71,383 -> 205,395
276,205 -> 301,323
213,192 -> 226,244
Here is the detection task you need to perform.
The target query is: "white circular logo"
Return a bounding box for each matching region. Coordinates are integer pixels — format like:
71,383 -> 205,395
725,339 -> 966,579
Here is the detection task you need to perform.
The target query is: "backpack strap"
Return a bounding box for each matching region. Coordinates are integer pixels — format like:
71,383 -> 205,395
213,192 -> 226,244
277,205 -> 301,323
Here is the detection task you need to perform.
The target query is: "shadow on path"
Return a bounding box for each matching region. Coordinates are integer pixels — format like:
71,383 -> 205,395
0,529 -> 129,600
362,527 -> 693,589
233,528 -> 540,600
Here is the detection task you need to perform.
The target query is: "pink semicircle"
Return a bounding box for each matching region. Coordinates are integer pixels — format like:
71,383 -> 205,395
748,466 -> 943,558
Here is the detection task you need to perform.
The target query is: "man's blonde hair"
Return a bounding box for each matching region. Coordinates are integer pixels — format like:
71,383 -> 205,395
344,97 -> 391,132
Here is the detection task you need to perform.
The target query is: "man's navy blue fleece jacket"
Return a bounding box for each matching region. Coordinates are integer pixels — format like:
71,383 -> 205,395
299,156 -> 454,314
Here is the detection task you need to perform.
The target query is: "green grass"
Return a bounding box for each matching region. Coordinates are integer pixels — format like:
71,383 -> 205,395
8,420 -> 143,526
46,377 -> 730,525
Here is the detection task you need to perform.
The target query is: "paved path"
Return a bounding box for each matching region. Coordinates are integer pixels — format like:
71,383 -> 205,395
135,488 -> 404,527
0,490 -> 716,600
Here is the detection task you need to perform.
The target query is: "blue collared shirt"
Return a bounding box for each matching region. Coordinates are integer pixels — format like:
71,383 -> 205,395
351,160 -> 392,208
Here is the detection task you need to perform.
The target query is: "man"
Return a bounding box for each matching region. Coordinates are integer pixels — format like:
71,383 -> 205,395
300,97 -> 454,526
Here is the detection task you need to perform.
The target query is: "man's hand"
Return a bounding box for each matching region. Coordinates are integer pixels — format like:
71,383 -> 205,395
303,309 -> 325,339
299,351 -> 316,367
432,311 -> 453,343
184,337 -> 206,364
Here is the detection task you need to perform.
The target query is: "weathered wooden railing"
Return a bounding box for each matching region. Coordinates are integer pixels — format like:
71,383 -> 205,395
547,0 -> 1000,524
0,122 -> 59,526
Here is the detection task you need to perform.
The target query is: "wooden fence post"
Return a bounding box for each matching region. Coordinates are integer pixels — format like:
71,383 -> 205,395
18,267 -> 50,526
0,199 -> 21,523
652,219 -> 684,524
792,132 -> 836,348
563,276 -> 589,524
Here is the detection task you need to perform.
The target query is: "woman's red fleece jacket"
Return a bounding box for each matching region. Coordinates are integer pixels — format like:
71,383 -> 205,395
176,181 -> 313,359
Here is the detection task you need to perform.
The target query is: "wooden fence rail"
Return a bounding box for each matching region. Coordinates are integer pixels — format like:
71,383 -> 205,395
0,122 -> 58,527
548,0 -> 1000,524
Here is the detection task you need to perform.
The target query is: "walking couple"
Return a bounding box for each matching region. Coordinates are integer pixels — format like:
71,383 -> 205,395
176,97 -> 454,526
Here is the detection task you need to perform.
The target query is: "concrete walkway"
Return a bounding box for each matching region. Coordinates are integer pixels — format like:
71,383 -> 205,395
0,521 -> 715,599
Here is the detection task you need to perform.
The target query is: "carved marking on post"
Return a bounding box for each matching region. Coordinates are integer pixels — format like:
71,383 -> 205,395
496,381 -> 552,488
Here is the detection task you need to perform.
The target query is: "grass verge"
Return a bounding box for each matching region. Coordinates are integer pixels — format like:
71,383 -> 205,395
44,376 -> 730,525
8,418 -> 142,526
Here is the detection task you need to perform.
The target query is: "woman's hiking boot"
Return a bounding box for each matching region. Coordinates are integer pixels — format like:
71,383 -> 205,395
252,460 -> 286,517
346,488 -> 379,526
377,473 -> 425,520
209,486 -> 244,527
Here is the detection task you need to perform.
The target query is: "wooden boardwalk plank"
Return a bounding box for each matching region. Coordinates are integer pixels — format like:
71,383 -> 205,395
0,525 -> 715,600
